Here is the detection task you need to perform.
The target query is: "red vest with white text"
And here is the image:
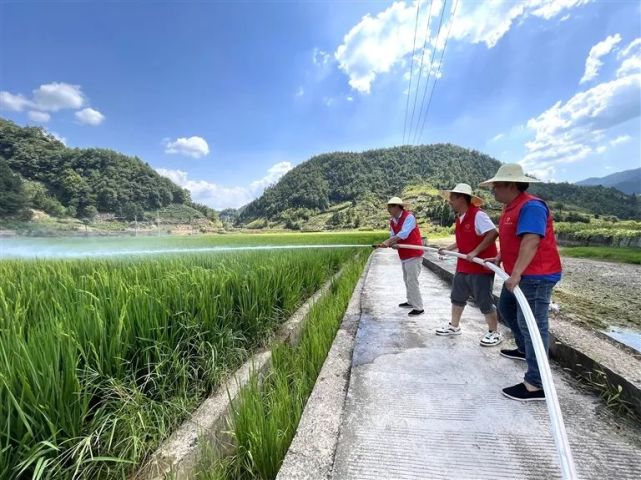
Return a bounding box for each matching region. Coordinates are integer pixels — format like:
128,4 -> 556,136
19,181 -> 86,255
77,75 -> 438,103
499,193 -> 562,276
455,205 -> 497,275
390,210 -> 424,261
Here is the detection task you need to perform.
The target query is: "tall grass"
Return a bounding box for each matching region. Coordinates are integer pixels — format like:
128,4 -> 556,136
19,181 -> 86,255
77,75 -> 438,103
560,246 -> 641,264
195,251 -> 368,479
0,247 -> 361,479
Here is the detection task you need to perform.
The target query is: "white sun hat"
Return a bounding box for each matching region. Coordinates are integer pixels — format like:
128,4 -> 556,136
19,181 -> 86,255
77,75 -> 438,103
439,183 -> 484,206
387,196 -> 410,207
479,163 -> 541,186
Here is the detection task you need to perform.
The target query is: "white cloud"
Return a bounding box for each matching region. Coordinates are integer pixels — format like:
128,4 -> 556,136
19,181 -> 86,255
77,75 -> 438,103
32,82 -> 85,111
334,0 -> 591,94
295,86 -> 305,97
335,1 -> 433,94
156,161 -> 293,209
27,111 -> 50,123
164,136 -> 210,158
157,168 -> 252,209
450,0 -> 592,47
580,34 -> 622,84
249,162 -> 293,192
1,82 -> 105,126
75,107 -> 105,126
610,134 -> 631,146
0,91 -> 32,111
618,38 -> 641,59
323,97 -> 335,107
616,37 -> 641,78
490,133 -> 504,142
520,41 -> 640,179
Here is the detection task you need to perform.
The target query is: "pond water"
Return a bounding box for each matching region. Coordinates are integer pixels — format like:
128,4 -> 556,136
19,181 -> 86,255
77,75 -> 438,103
604,326 -> 641,354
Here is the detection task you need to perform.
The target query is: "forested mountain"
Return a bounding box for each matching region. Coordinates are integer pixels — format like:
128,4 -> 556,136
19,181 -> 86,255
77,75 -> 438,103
238,144 -> 640,229
577,168 -> 641,195
0,118 -> 217,222
2,118 -> 637,234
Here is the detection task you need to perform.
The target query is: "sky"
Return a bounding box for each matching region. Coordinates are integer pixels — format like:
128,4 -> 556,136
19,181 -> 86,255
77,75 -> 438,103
1,0 -> 640,209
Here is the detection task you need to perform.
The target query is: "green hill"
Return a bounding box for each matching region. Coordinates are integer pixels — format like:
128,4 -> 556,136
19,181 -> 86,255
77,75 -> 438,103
0,118 -> 218,225
238,144 -> 640,230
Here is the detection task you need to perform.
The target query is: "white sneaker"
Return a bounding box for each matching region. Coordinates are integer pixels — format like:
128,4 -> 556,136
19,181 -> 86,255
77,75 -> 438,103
480,331 -> 503,347
435,324 -> 461,336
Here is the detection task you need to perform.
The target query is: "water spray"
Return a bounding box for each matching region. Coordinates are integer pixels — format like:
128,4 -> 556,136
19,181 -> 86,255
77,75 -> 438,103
0,243 -> 375,260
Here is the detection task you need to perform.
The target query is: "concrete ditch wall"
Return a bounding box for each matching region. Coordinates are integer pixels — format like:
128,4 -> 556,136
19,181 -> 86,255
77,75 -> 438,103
276,255 -> 373,480
136,268 -> 347,480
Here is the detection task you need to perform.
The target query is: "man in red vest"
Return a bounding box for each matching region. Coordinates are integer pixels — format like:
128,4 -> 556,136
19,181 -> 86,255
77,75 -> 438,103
480,164 -> 562,402
436,183 -> 502,346
378,197 -> 425,316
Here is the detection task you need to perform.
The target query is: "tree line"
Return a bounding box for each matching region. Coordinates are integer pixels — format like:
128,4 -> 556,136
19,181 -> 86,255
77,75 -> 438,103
0,118 -> 218,222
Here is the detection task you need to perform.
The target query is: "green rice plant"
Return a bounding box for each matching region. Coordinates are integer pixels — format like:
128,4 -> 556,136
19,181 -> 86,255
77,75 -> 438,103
195,251 -> 367,479
0,240 -> 367,479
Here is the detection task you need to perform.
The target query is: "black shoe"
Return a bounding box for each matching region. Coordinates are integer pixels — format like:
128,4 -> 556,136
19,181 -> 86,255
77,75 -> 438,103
408,309 -> 424,316
502,383 -> 545,402
500,348 -> 526,361
398,302 -> 413,308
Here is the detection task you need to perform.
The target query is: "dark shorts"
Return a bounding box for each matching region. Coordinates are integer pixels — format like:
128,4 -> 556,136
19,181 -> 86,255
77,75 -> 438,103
451,272 -> 496,314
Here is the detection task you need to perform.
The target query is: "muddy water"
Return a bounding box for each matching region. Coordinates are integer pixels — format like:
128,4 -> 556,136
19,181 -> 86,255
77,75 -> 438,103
604,326 -> 641,353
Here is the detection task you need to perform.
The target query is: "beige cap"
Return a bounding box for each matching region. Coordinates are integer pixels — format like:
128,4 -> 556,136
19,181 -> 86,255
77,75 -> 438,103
479,163 -> 541,187
387,196 -> 409,207
439,183 -> 484,206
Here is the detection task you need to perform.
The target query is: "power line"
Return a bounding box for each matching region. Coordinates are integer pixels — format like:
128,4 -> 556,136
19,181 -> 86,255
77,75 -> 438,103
415,0 -> 459,145
411,0 -> 448,145
406,0 -> 434,145
402,1 -> 423,145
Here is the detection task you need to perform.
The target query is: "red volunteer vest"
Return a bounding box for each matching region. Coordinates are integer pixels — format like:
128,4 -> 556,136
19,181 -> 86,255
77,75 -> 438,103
455,205 -> 497,275
499,193 -> 562,276
390,210 -> 424,261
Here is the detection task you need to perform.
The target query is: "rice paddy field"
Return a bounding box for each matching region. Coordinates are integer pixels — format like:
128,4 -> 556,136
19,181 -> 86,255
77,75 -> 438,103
0,232 -> 382,479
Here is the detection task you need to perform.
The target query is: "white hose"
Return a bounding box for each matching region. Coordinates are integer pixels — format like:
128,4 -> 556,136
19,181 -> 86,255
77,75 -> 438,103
390,243 -> 578,480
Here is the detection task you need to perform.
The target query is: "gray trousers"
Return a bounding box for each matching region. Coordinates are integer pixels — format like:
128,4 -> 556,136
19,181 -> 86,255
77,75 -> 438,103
402,256 -> 423,310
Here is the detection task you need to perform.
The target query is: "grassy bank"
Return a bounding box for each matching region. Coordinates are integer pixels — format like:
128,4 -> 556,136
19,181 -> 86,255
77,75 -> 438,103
194,251 -> 369,479
0,240 -> 366,479
560,246 -> 641,265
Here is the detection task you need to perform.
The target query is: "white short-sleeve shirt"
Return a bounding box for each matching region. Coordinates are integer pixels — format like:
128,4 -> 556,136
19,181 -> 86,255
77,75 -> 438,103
459,210 -> 496,236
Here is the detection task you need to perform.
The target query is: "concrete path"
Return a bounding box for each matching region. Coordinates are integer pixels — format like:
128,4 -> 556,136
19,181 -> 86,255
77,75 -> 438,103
330,249 -> 641,480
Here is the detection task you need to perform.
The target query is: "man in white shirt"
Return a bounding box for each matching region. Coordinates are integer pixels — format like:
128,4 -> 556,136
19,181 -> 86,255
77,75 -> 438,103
436,184 -> 502,346
378,197 -> 425,316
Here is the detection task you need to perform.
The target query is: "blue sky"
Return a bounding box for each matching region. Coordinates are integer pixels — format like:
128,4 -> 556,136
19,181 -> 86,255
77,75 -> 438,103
1,0 -> 640,209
